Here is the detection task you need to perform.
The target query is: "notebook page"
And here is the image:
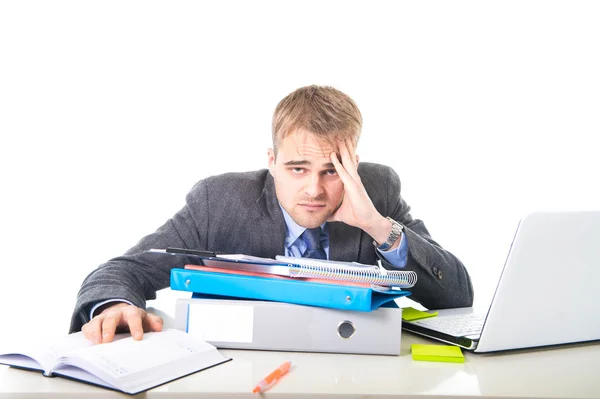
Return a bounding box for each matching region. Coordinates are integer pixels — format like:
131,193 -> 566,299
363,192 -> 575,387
55,329 -> 217,381
0,332 -> 93,375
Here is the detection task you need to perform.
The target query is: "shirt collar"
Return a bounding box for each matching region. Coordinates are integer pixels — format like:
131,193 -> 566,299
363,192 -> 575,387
279,205 -> 328,249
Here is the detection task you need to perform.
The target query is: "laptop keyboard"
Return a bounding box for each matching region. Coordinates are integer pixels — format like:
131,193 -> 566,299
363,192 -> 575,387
412,313 -> 486,337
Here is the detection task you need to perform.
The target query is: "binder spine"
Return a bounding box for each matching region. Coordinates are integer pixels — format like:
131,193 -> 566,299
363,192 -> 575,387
170,269 -> 408,312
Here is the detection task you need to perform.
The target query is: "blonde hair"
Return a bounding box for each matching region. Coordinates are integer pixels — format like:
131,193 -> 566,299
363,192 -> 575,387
271,85 -> 363,154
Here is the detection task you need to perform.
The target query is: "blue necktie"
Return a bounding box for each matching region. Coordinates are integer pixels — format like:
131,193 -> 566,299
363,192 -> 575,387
301,228 -> 327,260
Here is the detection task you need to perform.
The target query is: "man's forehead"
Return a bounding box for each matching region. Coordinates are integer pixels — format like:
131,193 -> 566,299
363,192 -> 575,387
279,130 -> 338,158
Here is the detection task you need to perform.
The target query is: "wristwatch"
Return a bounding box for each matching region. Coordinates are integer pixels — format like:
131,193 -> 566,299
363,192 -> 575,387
374,217 -> 404,251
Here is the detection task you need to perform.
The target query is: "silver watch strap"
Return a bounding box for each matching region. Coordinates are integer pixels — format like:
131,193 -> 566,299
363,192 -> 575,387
374,217 -> 403,251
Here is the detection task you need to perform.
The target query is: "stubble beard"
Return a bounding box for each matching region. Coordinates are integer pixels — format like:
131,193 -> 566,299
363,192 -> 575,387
292,197 -> 344,229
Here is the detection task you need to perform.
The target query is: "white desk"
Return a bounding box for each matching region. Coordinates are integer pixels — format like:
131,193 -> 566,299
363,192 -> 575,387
2,330 -> 599,398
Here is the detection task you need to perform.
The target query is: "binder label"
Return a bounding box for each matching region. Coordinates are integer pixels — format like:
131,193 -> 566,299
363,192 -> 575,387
187,303 -> 254,343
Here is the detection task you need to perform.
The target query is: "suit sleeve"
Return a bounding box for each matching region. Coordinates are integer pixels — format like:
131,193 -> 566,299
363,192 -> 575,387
69,180 -> 211,333
377,167 -> 474,309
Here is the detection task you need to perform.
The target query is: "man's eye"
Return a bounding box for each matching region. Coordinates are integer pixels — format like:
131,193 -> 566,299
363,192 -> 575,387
292,168 -> 304,173
324,169 -> 337,176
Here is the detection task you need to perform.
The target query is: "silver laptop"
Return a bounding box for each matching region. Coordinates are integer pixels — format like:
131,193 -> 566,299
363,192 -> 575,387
403,211 -> 600,353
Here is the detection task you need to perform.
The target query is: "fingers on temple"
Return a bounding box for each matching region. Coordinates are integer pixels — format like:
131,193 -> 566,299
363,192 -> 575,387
330,151 -> 351,183
333,154 -> 359,188
339,139 -> 358,178
332,140 -> 356,177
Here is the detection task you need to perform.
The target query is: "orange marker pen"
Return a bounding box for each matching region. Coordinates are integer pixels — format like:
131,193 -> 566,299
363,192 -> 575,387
252,361 -> 292,393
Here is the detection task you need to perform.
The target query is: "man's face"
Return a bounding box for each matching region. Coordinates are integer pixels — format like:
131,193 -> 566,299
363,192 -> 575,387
268,130 -> 345,229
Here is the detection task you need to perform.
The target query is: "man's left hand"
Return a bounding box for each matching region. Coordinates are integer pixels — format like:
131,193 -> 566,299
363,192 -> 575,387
328,139 -> 393,247
328,139 -> 382,232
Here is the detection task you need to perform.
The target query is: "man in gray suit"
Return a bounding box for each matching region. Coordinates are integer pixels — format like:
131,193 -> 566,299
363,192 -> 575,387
74,85 -> 474,344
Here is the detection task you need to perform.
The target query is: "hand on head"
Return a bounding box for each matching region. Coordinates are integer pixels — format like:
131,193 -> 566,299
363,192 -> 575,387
82,302 -> 163,344
328,138 -> 381,231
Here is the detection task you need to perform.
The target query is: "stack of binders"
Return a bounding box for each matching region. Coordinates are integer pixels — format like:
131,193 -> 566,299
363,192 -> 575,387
151,248 -> 417,355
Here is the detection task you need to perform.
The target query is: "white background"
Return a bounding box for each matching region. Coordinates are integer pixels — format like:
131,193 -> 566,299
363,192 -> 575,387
1,1 -> 599,337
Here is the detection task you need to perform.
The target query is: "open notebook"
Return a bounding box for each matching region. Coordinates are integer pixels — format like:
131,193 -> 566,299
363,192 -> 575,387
0,329 -> 230,395
148,248 -> 417,289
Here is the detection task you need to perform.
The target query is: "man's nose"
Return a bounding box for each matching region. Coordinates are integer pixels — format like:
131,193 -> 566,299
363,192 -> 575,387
304,173 -> 324,198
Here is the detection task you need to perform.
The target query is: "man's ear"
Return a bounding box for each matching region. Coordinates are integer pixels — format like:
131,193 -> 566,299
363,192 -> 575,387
267,148 -> 276,176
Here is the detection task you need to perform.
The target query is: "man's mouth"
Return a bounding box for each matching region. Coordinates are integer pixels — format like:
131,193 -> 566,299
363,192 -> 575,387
298,202 -> 326,210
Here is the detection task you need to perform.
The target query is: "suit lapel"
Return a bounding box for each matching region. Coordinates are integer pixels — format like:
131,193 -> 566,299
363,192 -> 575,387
252,173 -> 287,258
328,222 -> 362,262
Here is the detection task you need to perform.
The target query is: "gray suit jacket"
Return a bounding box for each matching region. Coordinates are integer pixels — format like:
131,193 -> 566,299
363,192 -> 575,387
70,162 -> 473,332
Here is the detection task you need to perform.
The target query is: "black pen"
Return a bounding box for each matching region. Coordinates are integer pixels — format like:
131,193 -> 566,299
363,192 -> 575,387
166,247 -> 220,257
147,247 -> 219,257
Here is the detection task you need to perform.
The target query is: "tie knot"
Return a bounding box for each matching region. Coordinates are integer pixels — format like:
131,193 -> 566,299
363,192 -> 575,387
302,228 -> 322,250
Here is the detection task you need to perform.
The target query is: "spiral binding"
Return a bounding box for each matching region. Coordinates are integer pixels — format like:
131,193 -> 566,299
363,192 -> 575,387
287,261 -> 417,288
